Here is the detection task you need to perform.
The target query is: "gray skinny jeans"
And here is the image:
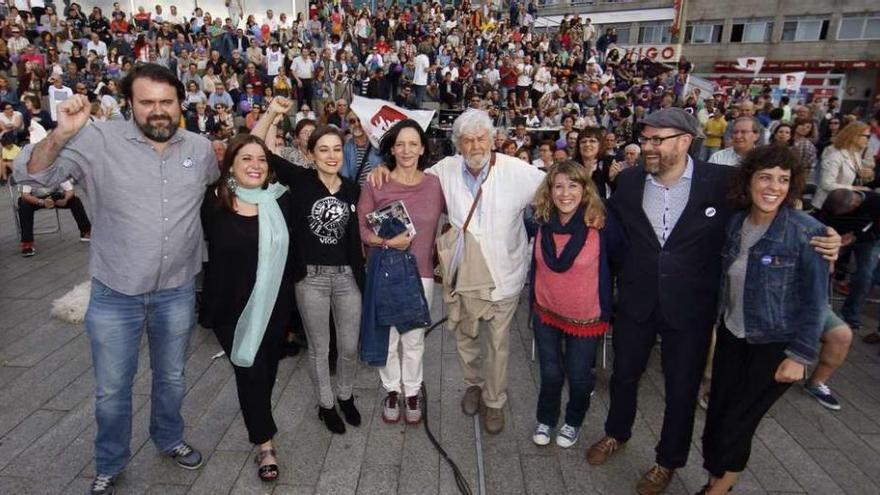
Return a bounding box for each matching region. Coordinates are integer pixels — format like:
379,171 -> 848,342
295,265 -> 362,408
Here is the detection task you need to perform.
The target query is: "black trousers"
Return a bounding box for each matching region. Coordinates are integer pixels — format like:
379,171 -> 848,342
213,322 -> 284,445
297,78 -> 313,109
18,197 -> 91,243
701,324 -> 790,478
605,308 -> 712,469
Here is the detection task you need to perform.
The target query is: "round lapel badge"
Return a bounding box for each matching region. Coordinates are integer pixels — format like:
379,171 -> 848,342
761,255 -> 773,266
704,207 -> 716,218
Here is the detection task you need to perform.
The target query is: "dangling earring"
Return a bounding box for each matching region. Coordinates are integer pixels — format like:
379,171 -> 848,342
226,175 -> 238,193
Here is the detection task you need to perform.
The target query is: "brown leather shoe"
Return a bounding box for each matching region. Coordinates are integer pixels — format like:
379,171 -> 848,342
481,405 -> 504,434
461,386 -> 482,416
636,464 -> 675,495
586,436 -> 626,466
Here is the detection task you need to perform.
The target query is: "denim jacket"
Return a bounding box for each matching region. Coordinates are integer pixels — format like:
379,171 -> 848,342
341,139 -> 384,182
359,218 -> 431,367
718,207 -> 829,364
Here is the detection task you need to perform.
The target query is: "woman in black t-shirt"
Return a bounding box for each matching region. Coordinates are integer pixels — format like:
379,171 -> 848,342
257,105 -> 366,435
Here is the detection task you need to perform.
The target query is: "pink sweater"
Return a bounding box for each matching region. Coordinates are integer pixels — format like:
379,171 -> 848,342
357,174 -> 446,278
534,229 -> 605,336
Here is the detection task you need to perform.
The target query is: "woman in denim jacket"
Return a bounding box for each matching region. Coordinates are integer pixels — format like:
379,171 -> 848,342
699,145 -> 829,495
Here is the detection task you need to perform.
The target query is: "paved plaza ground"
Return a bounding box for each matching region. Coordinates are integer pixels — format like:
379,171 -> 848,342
2,192 -> 880,495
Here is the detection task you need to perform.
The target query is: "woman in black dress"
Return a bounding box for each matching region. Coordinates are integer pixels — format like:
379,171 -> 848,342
200,134 -> 293,482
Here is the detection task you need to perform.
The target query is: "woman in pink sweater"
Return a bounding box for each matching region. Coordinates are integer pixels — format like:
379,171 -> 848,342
357,119 -> 445,425
529,160 -> 622,449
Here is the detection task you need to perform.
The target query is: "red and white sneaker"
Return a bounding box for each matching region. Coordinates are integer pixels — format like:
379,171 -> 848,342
382,391 -> 400,423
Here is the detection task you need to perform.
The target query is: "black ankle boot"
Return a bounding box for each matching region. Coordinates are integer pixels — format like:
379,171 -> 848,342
318,406 -> 346,434
338,396 -> 361,427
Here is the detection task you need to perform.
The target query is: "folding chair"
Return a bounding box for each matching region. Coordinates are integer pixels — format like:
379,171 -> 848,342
7,176 -> 62,240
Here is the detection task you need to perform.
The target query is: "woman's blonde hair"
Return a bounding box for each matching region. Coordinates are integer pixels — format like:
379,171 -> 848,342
832,121 -> 869,152
533,160 -> 605,228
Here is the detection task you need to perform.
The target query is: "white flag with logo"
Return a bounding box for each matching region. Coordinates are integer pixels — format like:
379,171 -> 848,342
683,74 -> 716,102
350,96 -> 435,149
779,72 -> 806,93
735,57 -> 764,75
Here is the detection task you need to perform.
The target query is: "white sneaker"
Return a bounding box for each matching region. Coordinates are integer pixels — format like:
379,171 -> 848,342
556,424 -> 580,448
532,423 -> 552,446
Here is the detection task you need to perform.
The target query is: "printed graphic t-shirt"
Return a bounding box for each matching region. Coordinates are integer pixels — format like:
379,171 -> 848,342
271,153 -> 358,267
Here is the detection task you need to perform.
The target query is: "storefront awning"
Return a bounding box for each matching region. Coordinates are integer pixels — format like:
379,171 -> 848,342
532,8 -> 676,29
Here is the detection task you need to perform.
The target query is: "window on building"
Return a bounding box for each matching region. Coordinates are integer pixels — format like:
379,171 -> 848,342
781,16 -> 830,41
605,23 -> 632,45
730,19 -> 774,43
838,13 -> 880,40
638,22 -> 671,44
685,22 -> 724,44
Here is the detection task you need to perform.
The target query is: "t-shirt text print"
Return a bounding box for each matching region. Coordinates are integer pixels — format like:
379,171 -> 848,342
308,196 -> 353,244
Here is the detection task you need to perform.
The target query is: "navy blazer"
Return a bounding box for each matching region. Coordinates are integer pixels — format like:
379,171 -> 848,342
608,159 -> 734,332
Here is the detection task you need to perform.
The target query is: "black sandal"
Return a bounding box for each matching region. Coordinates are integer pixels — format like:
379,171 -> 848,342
255,448 -> 279,482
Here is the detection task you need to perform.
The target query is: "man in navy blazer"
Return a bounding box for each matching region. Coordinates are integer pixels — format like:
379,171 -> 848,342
585,108 -> 840,495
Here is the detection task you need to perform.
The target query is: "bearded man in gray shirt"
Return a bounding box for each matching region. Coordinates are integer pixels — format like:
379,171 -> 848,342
14,64 -> 219,495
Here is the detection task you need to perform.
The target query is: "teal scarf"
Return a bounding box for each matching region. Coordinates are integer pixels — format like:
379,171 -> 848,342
231,182 -> 290,367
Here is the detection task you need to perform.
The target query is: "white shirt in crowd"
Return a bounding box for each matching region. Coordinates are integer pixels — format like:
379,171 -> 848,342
413,53 -> 430,86
86,39 -> 108,58
708,147 -> 743,167
266,48 -> 284,76
441,65 -> 459,81
48,84 -> 74,122
516,63 -> 533,86
290,55 -> 314,79
428,153 -> 545,301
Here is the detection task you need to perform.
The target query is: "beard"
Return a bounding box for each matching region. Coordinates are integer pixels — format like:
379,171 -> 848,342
136,113 -> 178,143
463,151 -> 490,171
643,151 -> 673,175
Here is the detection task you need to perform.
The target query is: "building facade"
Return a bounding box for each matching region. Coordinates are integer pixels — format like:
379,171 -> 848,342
537,0 -> 878,110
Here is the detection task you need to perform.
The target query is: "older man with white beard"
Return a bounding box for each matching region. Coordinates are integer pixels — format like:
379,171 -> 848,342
371,109 -> 544,434
435,110 -> 545,434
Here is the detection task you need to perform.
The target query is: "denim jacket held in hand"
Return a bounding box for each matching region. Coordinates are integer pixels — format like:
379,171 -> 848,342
359,218 -> 431,367
718,207 -> 829,365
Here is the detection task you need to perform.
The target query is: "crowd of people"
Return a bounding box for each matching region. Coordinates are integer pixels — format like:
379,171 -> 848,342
4,1 -> 880,495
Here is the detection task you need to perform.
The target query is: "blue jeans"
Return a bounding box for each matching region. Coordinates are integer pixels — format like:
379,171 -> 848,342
841,240 -> 880,329
534,316 -> 600,428
413,84 -> 426,108
85,278 -> 196,475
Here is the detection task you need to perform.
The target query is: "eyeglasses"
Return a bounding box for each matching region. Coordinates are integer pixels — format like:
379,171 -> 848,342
347,119 -> 360,125
638,133 -> 685,146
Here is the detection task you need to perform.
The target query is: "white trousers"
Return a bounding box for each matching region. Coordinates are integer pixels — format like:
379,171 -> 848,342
379,278 -> 435,397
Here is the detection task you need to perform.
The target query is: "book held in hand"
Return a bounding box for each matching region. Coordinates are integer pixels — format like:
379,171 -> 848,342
366,200 -> 417,238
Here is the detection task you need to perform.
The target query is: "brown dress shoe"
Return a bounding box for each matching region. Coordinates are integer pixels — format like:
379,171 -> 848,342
586,436 -> 626,466
481,405 -> 504,434
636,464 -> 675,495
461,386 -> 482,416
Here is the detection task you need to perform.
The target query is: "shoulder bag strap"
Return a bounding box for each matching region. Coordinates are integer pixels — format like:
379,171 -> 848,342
461,152 -> 496,233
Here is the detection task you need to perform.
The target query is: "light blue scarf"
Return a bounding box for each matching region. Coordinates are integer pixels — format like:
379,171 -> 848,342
231,182 -> 290,367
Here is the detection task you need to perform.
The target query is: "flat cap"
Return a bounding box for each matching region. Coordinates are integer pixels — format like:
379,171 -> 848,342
641,108 -> 702,137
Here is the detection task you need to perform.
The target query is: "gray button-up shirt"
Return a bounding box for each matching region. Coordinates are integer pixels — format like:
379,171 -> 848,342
642,156 -> 693,246
14,119 -> 219,295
